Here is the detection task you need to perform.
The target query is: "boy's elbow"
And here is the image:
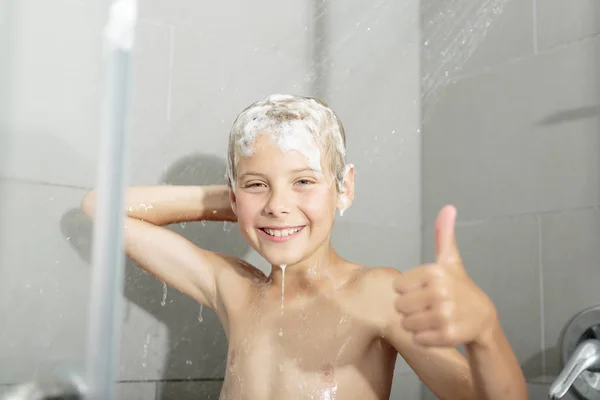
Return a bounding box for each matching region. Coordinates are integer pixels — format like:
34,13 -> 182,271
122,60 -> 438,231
81,190 -> 96,217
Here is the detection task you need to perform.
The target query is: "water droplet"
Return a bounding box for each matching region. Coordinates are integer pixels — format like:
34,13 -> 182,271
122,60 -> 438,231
161,283 -> 167,306
198,304 -> 204,323
180,222 -> 187,228
391,130 -> 396,134
201,220 -> 207,227
186,360 -> 192,365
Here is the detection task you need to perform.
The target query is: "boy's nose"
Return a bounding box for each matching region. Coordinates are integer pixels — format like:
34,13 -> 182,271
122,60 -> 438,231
264,190 -> 291,216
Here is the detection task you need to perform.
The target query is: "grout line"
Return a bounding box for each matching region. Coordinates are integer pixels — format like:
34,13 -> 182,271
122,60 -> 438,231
532,0 -> 539,54
0,176 -> 90,190
446,205 -> 598,228
166,25 -> 175,124
537,214 -> 546,377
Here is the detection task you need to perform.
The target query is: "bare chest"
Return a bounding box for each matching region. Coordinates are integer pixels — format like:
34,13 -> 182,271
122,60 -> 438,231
220,295 -> 395,399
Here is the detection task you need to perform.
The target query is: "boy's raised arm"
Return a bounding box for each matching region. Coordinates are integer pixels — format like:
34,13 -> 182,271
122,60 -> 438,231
81,185 -> 241,310
384,205 -> 528,400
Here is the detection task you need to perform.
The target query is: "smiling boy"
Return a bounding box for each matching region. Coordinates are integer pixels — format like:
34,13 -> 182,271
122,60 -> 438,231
82,94 -> 527,399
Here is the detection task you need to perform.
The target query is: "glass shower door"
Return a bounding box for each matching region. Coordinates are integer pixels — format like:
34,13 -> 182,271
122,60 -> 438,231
0,0 -> 134,398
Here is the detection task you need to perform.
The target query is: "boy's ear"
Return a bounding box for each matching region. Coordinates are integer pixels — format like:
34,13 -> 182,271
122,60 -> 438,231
229,186 -> 238,216
337,164 -> 355,212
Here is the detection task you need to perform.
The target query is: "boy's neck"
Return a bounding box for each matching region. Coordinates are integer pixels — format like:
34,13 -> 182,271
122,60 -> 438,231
268,244 -> 348,291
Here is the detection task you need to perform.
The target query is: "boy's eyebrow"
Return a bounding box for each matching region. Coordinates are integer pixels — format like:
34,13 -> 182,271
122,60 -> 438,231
239,167 -> 319,179
291,167 -> 320,173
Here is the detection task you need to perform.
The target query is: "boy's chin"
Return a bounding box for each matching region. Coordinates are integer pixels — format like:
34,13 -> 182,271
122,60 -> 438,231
261,252 -> 303,268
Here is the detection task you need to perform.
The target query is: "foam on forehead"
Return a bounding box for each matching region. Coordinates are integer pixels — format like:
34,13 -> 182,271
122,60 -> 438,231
227,94 -> 347,189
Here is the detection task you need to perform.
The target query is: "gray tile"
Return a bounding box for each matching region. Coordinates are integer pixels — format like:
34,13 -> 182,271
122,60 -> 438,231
423,35 -> 600,226
422,0 -> 534,91
0,0 -> 102,186
0,180 -> 90,384
156,380 -> 223,400
116,381 -> 157,400
541,208 -> 600,377
537,0 -> 600,50
421,384 -> 437,400
127,20 -> 172,186
331,221 -> 421,271
423,214 -> 543,379
323,0 -> 421,230
0,1 -> 172,188
390,371 -> 422,400
0,385 -> 13,396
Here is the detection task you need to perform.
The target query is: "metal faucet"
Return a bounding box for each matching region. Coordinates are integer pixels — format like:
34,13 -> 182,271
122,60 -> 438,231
548,339 -> 600,399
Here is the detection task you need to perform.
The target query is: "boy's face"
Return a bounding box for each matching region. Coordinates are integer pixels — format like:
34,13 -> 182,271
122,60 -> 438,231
230,134 -> 352,267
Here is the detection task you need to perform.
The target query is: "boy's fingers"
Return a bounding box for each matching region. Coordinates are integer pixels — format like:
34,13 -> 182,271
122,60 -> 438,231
413,329 -> 460,347
393,264 -> 438,293
402,309 -> 444,332
395,290 -> 433,314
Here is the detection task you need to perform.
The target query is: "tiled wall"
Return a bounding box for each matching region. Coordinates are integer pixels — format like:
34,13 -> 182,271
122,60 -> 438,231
421,0 -> 600,399
0,0 -> 422,399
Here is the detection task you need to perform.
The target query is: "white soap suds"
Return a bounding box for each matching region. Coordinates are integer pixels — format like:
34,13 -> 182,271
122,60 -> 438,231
227,95 -> 347,191
337,164 -> 354,216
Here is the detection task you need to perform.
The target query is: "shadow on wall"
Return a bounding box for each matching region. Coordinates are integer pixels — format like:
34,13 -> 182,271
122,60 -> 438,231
60,153 -> 251,399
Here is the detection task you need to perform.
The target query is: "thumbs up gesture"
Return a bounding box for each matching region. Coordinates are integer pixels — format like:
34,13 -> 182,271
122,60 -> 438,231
394,205 -> 498,347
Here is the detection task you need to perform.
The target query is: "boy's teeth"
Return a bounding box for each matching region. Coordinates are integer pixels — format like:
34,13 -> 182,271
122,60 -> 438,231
264,227 -> 301,237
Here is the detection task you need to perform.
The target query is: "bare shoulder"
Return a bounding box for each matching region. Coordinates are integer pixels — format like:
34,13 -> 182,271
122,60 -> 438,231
352,266 -> 402,289
342,266 -> 402,331
212,254 -> 267,303
214,254 -> 268,285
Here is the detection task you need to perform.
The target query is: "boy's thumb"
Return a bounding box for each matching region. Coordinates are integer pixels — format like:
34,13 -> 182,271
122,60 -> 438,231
435,205 -> 460,264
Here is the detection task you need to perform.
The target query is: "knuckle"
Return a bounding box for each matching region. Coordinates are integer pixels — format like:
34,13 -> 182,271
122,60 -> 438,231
429,281 -> 449,301
441,325 -> 457,343
427,264 -> 446,280
439,301 -> 456,319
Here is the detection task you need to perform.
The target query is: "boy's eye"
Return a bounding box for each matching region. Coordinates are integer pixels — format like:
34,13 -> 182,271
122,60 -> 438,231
245,182 -> 266,188
296,179 -> 314,186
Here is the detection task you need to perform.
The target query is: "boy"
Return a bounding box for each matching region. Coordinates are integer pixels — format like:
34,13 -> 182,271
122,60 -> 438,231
82,94 -> 527,399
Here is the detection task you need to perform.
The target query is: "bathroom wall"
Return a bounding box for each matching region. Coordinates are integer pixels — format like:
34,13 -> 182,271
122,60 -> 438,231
0,0 -> 422,398
421,0 -> 600,399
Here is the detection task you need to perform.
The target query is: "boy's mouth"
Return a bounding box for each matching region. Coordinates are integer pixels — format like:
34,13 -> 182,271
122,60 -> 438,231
258,226 -> 305,242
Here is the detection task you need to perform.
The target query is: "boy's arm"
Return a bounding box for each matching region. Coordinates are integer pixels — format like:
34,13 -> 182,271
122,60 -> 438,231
382,287 -> 526,400
380,205 -> 527,400
376,268 -> 475,400
465,321 -> 529,400
81,185 -> 247,311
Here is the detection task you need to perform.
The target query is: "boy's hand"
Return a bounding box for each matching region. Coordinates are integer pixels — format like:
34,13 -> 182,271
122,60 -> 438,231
394,205 -> 498,347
